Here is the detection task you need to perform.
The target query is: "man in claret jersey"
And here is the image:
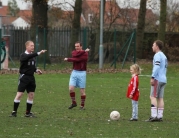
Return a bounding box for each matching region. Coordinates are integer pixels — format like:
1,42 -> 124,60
64,41 -> 90,110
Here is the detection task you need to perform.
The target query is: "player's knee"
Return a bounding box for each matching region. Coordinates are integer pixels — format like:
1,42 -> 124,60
28,92 -> 34,99
150,96 -> 155,100
69,88 -> 74,92
80,89 -> 85,95
69,86 -> 75,92
158,98 -> 164,102
15,92 -> 24,99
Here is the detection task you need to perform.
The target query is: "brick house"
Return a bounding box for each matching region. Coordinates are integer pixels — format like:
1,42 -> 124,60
81,0 -> 122,28
81,0 -> 157,30
0,5 -> 32,28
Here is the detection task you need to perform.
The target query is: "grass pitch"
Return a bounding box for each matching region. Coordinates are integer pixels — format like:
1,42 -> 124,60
0,62 -> 179,137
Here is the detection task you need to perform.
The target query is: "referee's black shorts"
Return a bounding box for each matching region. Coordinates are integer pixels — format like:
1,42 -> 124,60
18,74 -> 36,93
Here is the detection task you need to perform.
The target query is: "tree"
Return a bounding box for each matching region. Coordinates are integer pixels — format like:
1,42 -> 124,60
136,0 -> 147,59
166,0 -> 179,32
48,7 -> 63,27
7,0 -> 20,17
158,0 -> 167,42
31,0 -> 50,63
69,0 -> 82,55
31,0 -> 48,28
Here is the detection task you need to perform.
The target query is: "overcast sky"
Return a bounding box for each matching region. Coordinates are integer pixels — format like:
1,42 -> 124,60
1,0 -> 29,9
0,0 -> 162,13
1,0 -> 138,10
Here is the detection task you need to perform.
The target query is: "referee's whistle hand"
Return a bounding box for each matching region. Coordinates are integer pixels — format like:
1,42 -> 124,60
39,50 -> 47,55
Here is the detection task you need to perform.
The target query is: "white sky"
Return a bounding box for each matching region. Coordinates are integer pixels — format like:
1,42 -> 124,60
1,0 -> 29,9
1,0 -> 138,10
1,0 -> 174,14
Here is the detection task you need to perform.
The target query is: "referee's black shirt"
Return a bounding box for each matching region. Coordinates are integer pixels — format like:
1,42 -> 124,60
19,51 -> 39,76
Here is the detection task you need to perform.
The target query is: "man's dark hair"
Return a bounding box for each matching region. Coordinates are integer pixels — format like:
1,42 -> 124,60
75,41 -> 82,46
154,40 -> 163,50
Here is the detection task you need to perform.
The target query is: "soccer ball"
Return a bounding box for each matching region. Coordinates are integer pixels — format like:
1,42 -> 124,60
110,111 -> 120,120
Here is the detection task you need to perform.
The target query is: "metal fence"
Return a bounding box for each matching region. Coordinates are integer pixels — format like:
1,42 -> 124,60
1,26 -> 92,58
2,26 -> 179,61
2,26 -> 136,59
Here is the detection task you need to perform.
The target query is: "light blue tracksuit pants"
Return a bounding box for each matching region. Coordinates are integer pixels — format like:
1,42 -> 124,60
132,100 -> 138,119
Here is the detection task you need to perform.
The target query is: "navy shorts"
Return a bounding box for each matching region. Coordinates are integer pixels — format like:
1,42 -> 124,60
18,74 -> 36,93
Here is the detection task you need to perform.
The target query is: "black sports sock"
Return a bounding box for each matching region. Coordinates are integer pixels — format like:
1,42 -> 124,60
13,102 -> 20,112
26,103 -> 32,114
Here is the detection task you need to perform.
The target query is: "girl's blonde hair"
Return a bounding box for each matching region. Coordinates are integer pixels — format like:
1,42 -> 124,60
130,64 -> 141,75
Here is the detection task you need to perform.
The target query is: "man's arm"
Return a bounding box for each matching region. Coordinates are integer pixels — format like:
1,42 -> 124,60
64,48 -> 90,62
20,53 -> 38,62
152,54 -> 161,78
65,53 -> 88,62
72,51 -> 86,57
151,64 -> 160,78
151,54 -> 160,85
72,48 -> 90,57
20,50 -> 47,62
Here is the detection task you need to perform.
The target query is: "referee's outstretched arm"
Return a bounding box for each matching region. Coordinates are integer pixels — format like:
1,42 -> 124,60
20,50 -> 47,62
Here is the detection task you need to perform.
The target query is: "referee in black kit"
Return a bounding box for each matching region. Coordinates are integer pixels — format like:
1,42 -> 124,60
9,40 -> 47,117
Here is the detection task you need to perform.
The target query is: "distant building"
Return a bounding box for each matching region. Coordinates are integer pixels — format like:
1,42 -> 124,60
0,5 -> 32,28
81,0 -> 121,28
57,0 -> 157,31
81,0 -> 157,30
11,17 -> 30,28
12,10 -> 32,28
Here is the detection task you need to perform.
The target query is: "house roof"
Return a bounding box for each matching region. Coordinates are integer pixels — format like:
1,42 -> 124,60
0,6 -> 32,26
0,6 -> 16,25
83,0 -> 121,15
18,10 -> 32,23
18,10 -> 32,17
0,6 -> 8,16
119,8 -> 156,23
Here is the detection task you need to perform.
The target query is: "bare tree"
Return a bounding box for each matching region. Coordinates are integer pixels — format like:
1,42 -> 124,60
48,7 -> 63,27
31,0 -> 49,63
136,0 -> 147,59
47,0 -> 82,55
20,0 -> 49,63
83,0 -> 125,62
68,0 -> 82,55
166,0 -> 179,32
158,0 -> 167,42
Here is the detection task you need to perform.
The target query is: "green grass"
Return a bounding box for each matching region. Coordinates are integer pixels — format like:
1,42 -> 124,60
1,62 -> 179,137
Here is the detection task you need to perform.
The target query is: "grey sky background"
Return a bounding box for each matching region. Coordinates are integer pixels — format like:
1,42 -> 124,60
1,0 -> 29,9
1,0 -> 142,10
1,0 -> 178,14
